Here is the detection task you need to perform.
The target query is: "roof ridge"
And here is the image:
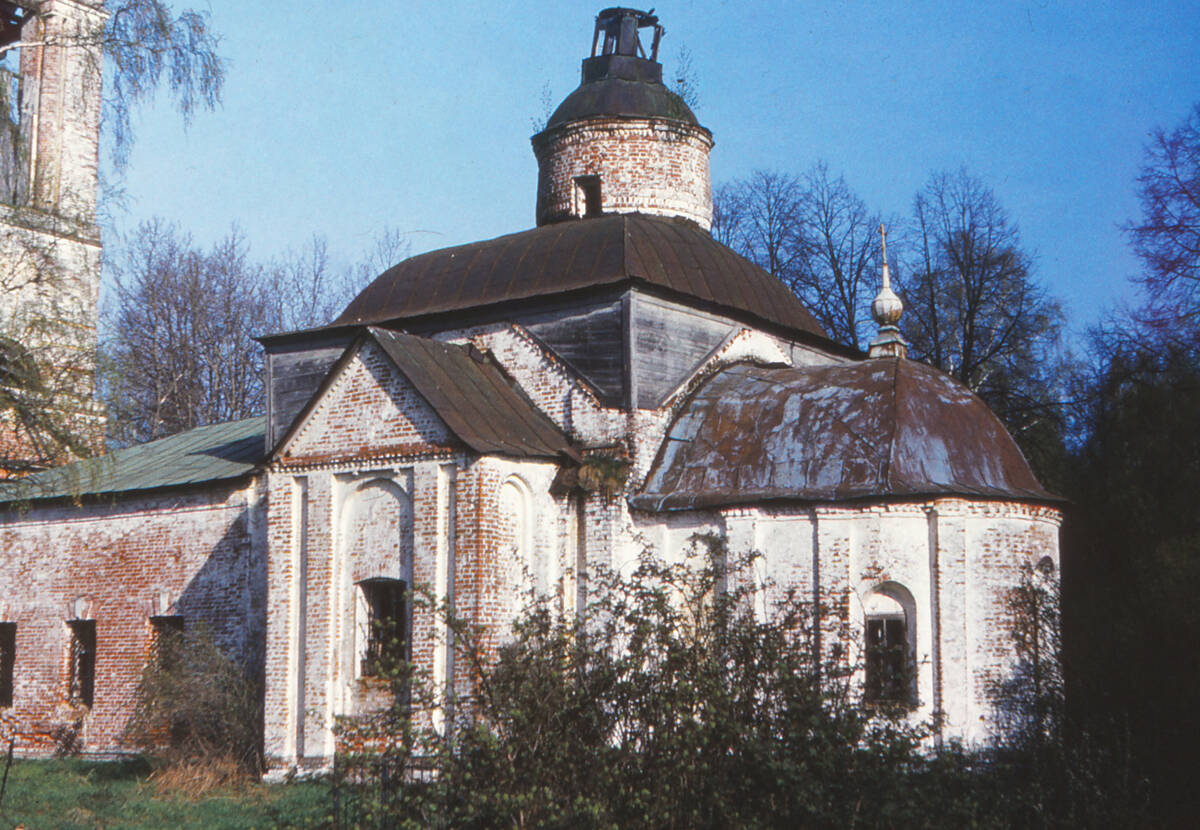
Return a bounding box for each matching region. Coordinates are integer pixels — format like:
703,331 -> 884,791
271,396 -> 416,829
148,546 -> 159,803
368,329 -> 574,461
880,358 -> 901,491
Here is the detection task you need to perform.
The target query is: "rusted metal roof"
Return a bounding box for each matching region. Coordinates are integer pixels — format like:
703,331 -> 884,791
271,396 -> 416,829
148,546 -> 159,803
335,214 -> 828,341
631,358 -> 1057,512
368,329 -> 576,461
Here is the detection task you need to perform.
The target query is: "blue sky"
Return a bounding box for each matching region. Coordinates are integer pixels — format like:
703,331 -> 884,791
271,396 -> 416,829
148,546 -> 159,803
111,1 -> 1199,338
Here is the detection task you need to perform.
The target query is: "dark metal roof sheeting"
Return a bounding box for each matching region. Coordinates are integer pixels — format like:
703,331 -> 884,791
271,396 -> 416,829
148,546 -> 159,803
0,417 -> 265,505
369,329 -> 575,461
336,214 -> 828,341
545,78 -> 700,129
631,359 -> 1057,512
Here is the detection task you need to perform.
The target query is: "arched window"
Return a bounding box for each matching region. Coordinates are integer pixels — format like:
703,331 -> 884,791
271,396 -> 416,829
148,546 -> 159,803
863,583 -> 916,706
342,478 -> 413,682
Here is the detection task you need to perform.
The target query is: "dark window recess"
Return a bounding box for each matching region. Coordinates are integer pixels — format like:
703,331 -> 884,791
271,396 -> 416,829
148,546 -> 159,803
576,176 -> 602,218
0,623 -> 14,707
361,579 -> 407,678
865,616 -> 910,704
68,620 -> 96,707
150,615 -> 185,669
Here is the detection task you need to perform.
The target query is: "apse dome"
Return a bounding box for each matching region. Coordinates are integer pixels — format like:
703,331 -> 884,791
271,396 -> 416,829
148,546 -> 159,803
632,357 -> 1058,512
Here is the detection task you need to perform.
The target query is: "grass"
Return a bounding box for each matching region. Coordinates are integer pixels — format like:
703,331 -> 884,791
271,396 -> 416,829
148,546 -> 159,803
0,758 -> 330,829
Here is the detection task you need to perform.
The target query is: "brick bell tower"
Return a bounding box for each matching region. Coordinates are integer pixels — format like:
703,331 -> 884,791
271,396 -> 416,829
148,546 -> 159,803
532,7 -> 714,230
0,0 -> 106,474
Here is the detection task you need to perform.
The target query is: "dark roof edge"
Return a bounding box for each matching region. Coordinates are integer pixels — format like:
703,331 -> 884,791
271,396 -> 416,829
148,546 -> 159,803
257,278 -> 858,361
533,112 -> 713,144
254,282 -> 632,348
368,328 -> 576,462
0,472 -> 260,511
270,329 -> 576,464
628,488 -> 1067,515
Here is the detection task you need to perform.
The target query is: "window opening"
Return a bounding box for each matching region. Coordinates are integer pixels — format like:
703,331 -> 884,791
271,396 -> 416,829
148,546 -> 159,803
863,586 -> 914,706
865,617 -> 909,704
0,622 -> 14,707
575,175 -> 602,218
68,620 -> 96,707
0,3 -> 26,206
150,615 -> 184,670
359,578 -> 407,678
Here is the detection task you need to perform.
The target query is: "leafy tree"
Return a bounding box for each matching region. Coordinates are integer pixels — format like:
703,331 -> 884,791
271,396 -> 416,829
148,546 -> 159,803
0,0 -> 225,172
1064,340 -> 1200,819
0,235 -> 98,473
1057,106 -> 1200,821
0,1 -> 224,471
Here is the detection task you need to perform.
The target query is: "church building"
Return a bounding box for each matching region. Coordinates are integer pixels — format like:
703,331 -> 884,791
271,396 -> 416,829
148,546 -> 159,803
0,8 -> 1060,771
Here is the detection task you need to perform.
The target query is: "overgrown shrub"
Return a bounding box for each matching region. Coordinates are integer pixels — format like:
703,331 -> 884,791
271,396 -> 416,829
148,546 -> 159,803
328,538 -> 1166,828
124,626 -> 263,788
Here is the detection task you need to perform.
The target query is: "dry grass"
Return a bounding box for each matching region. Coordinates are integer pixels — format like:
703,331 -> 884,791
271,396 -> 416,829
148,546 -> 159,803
147,757 -> 250,798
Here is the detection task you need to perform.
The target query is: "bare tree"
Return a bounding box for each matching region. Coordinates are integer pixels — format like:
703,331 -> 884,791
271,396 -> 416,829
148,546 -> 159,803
712,169 -> 804,284
104,222 -> 408,444
1125,103 -> 1200,332
712,165 -> 882,348
899,170 -> 1066,432
104,221 -> 270,443
790,163 -> 882,350
0,235 -> 98,473
266,227 -> 410,335
709,181 -> 744,249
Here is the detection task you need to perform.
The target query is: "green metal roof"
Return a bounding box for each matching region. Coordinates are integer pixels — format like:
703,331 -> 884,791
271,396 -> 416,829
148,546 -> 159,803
0,417 -> 265,504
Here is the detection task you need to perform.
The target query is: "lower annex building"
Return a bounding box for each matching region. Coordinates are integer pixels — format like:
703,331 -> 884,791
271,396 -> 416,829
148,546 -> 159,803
0,8 -> 1060,771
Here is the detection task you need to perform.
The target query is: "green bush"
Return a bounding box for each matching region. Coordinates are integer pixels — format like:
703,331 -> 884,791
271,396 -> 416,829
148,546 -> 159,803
329,539 -> 1163,828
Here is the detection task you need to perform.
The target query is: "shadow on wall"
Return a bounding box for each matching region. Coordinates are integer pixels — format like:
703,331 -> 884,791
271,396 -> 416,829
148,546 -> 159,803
173,506 -> 268,691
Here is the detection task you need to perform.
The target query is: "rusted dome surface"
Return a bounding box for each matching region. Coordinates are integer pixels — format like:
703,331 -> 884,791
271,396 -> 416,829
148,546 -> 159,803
631,358 -> 1056,512
335,213 -> 827,339
546,77 -> 699,129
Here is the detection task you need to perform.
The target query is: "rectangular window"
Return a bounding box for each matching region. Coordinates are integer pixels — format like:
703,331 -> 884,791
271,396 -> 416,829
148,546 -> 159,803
150,615 -> 184,670
360,579 -> 407,678
864,617 -> 909,704
0,623 -> 14,707
575,175 -> 602,218
68,620 -> 96,707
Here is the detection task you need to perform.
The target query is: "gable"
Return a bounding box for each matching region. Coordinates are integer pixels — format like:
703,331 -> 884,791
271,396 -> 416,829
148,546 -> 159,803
277,340 -> 456,464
